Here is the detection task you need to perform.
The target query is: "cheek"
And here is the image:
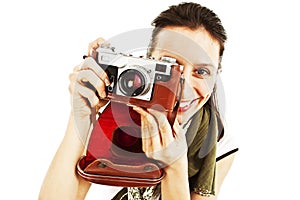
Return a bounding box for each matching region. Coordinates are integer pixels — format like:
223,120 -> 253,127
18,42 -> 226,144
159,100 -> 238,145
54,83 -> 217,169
193,78 -> 215,97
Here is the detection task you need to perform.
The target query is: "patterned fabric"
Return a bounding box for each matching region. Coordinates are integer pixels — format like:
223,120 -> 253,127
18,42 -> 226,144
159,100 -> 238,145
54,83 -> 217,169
128,187 -> 156,200
111,187 -> 157,200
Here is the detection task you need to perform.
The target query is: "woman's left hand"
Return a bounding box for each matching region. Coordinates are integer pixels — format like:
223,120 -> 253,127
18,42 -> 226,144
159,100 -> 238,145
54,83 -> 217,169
133,106 -> 188,166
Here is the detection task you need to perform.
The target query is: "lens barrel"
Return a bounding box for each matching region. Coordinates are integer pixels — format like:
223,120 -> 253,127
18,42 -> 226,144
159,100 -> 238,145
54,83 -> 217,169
118,69 -> 148,97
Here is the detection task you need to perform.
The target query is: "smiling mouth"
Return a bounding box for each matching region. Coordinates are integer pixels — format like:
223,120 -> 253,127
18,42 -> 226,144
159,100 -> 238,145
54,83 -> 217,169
178,97 -> 201,113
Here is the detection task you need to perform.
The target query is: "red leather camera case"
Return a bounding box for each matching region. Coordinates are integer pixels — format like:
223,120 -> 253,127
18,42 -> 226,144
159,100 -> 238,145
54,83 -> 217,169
76,102 -> 165,187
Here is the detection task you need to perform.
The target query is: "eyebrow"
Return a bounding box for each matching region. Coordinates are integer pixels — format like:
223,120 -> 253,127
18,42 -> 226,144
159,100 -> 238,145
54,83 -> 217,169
193,63 -> 217,70
157,50 -> 218,70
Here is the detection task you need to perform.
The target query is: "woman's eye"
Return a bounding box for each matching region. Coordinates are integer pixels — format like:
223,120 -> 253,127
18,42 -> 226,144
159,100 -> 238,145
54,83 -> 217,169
195,68 -> 210,77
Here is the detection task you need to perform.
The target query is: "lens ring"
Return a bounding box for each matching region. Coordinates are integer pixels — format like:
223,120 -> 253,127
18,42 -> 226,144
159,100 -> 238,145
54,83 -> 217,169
118,68 -> 148,97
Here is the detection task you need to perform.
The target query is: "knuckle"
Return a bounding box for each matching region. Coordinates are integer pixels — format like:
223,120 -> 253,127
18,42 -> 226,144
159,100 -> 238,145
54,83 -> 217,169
82,106 -> 92,116
161,122 -> 171,133
145,114 -> 155,124
73,65 -> 80,72
145,151 -> 153,159
89,37 -> 105,49
142,146 -> 147,153
101,72 -> 109,81
68,84 -> 73,93
92,96 -> 99,107
88,42 -> 96,49
69,72 -> 76,81
150,130 -> 159,138
96,77 -> 105,88
96,37 -> 105,43
76,70 -> 88,82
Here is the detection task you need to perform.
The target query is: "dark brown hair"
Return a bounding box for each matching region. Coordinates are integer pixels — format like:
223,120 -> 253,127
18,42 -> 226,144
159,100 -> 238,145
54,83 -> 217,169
148,2 -> 227,60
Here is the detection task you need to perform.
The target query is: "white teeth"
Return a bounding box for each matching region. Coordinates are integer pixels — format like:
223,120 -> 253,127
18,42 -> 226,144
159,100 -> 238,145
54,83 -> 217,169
179,98 -> 201,109
180,101 -> 191,108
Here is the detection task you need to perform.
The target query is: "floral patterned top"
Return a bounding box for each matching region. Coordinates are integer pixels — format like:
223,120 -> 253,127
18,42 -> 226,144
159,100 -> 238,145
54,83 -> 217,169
127,187 -> 157,200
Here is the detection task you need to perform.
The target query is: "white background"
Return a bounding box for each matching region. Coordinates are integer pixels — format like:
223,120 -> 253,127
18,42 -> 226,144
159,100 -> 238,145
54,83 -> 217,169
1,0 -> 299,199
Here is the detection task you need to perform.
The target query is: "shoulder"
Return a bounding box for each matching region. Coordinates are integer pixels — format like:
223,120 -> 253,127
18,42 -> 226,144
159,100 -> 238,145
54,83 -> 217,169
216,129 -> 239,162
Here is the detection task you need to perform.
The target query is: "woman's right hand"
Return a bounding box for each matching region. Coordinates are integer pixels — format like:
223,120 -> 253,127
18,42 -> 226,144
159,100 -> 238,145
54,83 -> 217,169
68,37 -> 110,142
40,38 -> 111,200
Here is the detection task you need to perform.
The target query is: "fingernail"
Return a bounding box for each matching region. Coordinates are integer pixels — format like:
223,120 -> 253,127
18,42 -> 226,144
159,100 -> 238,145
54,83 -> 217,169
132,106 -> 141,111
104,79 -> 110,86
101,91 -> 106,98
93,96 -> 99,106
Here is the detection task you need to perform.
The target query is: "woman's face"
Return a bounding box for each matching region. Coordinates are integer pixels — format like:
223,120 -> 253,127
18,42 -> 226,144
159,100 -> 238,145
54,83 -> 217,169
151,27 -> 220,124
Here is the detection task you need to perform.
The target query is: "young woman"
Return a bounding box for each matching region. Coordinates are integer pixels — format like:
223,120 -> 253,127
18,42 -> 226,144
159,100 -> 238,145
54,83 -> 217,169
39,2 -> 238,200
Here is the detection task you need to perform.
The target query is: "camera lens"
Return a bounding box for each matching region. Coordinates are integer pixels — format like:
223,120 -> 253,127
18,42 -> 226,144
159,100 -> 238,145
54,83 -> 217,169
118,69 -> 148,97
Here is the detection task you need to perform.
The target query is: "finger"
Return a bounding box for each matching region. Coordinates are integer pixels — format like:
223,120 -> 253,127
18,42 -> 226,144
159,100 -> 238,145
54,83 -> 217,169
68,80 -> 74,94
76,70 -> 107,99
132,106 -> 149,152
133,106 -> 162,153
172,119 -> 181,135
73,65 -> 81,72
148,109 -> 173,147
69,72 -> 78,94
79,57 -> 110,86
88,37 -> 110,56
95,99 -> 109,112
74,82 -> 99,107
174,118 -> 192,137
69,72 -> 76,84
140,114 -> 150,154
145,115 -> 161,154
70,74 -> 108,113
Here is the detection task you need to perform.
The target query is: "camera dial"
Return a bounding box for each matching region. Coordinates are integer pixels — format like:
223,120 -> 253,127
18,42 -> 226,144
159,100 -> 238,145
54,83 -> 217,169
161,56 -> 177,64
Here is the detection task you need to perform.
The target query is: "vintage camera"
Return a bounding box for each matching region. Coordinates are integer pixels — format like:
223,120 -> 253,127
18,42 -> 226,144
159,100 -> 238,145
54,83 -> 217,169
94,46 -> 183,111
76,46 -> 184,187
